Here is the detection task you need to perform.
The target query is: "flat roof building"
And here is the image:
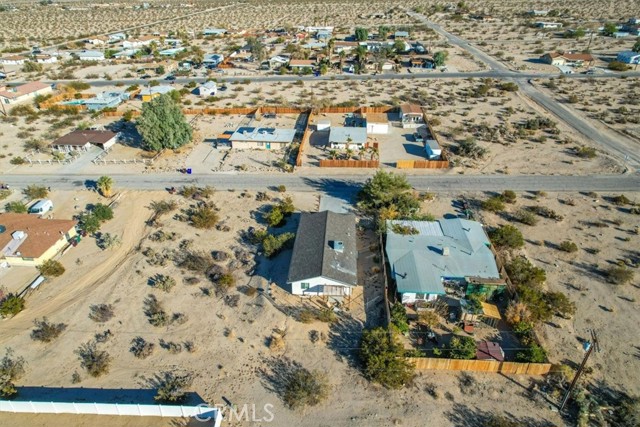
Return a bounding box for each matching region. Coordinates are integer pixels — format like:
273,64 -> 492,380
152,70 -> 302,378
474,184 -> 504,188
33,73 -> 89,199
229,126 -> 296,150
328,126 -> 367,149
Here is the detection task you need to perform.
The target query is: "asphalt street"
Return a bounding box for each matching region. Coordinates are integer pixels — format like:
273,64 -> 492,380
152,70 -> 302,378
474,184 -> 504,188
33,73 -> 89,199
1,173 -> 639,193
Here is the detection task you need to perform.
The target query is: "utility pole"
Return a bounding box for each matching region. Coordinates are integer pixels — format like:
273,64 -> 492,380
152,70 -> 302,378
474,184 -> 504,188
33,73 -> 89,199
560,329 -> 600,411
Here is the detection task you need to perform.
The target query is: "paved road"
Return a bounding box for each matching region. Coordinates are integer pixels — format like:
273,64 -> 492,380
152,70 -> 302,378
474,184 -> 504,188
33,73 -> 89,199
2,173 -> 639,193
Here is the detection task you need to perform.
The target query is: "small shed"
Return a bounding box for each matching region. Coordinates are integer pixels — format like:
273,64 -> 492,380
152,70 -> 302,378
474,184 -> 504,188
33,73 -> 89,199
480,301 -> 502,328
364,113 -> 389,134
316,119 -> 331,131
476,341 -> 504,361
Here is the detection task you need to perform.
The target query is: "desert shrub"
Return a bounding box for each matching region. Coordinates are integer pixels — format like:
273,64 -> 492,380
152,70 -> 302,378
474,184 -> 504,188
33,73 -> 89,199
456,137 -> 487,159
501,190 -> 517,203
518,286 -> 552,323
75,341 -> 111,377
418,311 -> 440,329
489,225 -> 524,249
98,233 -> 121,250
23,185 -> 48,200
36,259 -> 65,278
529,205 -> 563,221
5,201 -> 28,213
516,343 -> 547,363
9,157 -> 26,165
513,208 -> 538,225
89,304 -> 114,322
606,266 -> 634,285
31,317 -> 67,342
188,205 -> 219,229
0,294 -> 25,317
608,61 -> 630,71
143,294 -> 169,327
152,274 -> 176,292
184,341 -> 196,353
262,232 -> 295,258
264,205 -> 284,227
499,82 -> 519,92
153,371 -> 193,403
575,146 -> 597,159
0,348 -> 26,398
546,291 -> 576,319
149,200 -> 178,218
175,250 -> 214,274
283,368 -> 329,409
449,336 -> 477,360
316,308 -> 337,323
505,302 -> 531,325
180,185 -> 214,200
611,194 -> 631,206
506,257 -> 546,289
269,334 -> 286,351
277,185 -> 287,192
390,302 -> 409,334
481,196 -> 505,213
91,203 -> 113,221
0,190 -> 11,201
559,241 -> 578,253
299,309 -> 315,323
360,327 -> 415,389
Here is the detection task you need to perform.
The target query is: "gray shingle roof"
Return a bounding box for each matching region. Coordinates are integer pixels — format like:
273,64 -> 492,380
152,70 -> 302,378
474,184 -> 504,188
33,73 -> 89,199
385,218 -> 500,295
287,211 -> 357,286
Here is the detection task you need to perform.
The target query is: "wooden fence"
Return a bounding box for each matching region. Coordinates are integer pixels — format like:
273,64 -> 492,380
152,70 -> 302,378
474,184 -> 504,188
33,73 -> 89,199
38,92 -> 93,109
317,106 -> 397,114
395,159 -> 450,169
319,159 -> 379,168
406,357 -> 553,375
296,110 -> 314,167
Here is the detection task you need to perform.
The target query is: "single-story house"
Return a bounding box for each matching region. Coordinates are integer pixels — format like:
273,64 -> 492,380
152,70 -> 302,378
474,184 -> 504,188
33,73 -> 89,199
158,47 -> 186,57
113,48 -> 140,59
617,51 -> 640,64
541,52 -> 595,67
194,81 -> 217,97
0,213 -> 78,267
139,85 -> 174,102
108,32 -> 127,43
202,53 -> 224,66
380,60 -> 395,71
289,59 -> 316,70
203,28 -> 227,36
476,341 -> 505,362
385,218 -> 500,303
268,55 -> 289,69
287,211 -> 357,297
86,36 -> 109,45
528,10 -> 549,16
0,82 -> 52,106
76,50 -> 105,61
123,36 -> 157,49
51,129 -> 118,152
394,30 -> 409,38
612,31 -> 630,38
363,113 -> 389,134
535,22 -> 563,29
229,126 -> 295,150
34,54 -> 57,64
164,38 -> 182,47
0,55 -> 27,65
302,41 -> 327,50
82,92 -> 128,111
315,30 -> 332,40
400,103 -> 424,128
328,126 -> 367,149
334,41 -> 359,53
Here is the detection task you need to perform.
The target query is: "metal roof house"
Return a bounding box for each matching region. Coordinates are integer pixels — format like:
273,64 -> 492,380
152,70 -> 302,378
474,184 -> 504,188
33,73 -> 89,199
385,218 -> 500,304
287,211 -> 358,297
617,51 -> 640,64
229,127 -> 295,150
328,127 -> 367,149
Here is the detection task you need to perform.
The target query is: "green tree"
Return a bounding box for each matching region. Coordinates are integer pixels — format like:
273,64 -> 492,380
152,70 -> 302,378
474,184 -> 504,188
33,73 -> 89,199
481,196 -> 505,212
390,302 -> 409,334
0,295 -> 25,317
0,348 -> 26,398
5,201 -> 27,213
355,27 -> 369,41
96,176 -> 114,197
136,94 -> 192,151
22,61 -> 43,73
264,206 -> 284,227
449,336 -> 477,359
433,51 -> 448,66
378,25 -> 391,40
358,170 -> 420,217
23,185 -> 48,199
359,327 -> 415,389
37,259 -> 65,278
603,22 -> 617,36
79,212 -> 101,234
92,203 -> 113,221
489,224 -> 524,249
393,39 -> 406,53
245,36 -> 266,61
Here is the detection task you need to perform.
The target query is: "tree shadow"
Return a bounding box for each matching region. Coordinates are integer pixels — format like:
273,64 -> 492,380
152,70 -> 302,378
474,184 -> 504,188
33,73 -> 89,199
301,177 -> 364,206
257,355 -> 302,405
445,402 -> 556,427
326,313 -> 364,368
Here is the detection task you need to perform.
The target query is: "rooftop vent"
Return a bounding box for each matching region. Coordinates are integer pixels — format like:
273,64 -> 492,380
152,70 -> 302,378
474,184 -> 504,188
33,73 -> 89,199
12,230 -> 25,240
442,246 -> 450,256
333,240 -> 344,253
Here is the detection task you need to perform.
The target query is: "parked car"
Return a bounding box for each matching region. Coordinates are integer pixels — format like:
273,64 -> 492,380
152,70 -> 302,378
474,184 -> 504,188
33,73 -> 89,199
165,75 -> 176,81
140,74 -> 151,79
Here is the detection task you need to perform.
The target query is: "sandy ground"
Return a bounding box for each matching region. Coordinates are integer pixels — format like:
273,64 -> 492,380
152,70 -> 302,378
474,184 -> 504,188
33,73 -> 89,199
0,188 -> 637,427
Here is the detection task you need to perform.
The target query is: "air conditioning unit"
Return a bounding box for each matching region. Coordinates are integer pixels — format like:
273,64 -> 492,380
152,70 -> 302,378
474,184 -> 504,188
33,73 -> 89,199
333,241 -> 344,253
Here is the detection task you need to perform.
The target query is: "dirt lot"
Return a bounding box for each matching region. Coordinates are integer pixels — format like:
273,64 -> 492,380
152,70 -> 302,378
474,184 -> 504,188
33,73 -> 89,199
0,187 -> 638,427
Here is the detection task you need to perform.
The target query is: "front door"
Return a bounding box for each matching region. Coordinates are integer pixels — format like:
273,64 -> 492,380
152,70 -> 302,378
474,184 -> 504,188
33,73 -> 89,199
266,143 -> 271,150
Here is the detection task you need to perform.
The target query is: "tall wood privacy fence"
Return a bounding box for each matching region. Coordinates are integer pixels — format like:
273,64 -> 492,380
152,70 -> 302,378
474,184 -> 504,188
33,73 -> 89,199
407,357 -> 553,375
319,159 -> 379,168
318,106 -> 397,114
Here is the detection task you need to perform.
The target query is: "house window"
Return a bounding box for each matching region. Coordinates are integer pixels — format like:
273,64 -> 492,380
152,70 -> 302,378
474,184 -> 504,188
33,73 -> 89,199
301,283 -> 310,290
415,293 -> 427,300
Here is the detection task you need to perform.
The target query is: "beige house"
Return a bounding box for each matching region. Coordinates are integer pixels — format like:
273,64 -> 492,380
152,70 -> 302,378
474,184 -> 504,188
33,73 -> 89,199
0,213 -> 78,267
0,82 -> 52,113
229,127 -> 296,150
400,103 -> 424,128
50,129 -> 118,152
541,52 -> 595,67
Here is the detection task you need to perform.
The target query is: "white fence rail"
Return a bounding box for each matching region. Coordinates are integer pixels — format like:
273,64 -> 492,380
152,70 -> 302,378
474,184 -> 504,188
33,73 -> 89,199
0,400 -> 221,426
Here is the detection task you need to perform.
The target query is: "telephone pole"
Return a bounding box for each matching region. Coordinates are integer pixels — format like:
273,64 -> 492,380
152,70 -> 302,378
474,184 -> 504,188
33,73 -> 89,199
560,329 -> 600,411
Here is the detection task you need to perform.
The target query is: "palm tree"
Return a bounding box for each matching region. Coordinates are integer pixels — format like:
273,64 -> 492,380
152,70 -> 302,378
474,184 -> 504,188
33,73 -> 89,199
345,148 -> 355,160
358,146 -> 367,159
96,176 -> 114,197
338,50 -> 346,73
328,149 -> 339,160
355,46 -> 367,73
369,146 -> 380,160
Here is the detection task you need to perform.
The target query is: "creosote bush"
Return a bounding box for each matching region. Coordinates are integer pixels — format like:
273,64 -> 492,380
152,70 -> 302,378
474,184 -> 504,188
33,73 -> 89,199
89,304 -> 114,323
283,368 -> 329,410
75,341 -> 111,378
37,259 -> 65,278
31,317 -> 67,342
